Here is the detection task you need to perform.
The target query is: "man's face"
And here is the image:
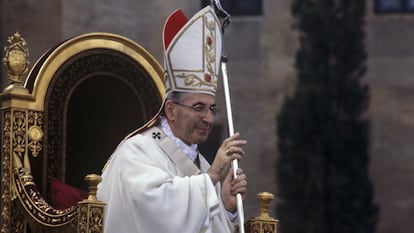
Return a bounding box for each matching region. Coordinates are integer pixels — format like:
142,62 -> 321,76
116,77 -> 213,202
166,93 -> 216,145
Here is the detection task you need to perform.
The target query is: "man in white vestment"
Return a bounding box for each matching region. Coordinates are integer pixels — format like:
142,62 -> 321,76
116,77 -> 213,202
97,5 -> 248,233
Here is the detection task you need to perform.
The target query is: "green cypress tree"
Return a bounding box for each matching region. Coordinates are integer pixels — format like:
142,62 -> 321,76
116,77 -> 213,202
275,1 -> 379,233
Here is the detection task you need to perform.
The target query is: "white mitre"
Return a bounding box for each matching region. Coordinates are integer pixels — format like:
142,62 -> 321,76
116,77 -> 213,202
163,6 -> 222,96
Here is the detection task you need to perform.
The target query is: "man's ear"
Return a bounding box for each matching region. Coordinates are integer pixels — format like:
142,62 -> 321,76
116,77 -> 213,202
164,100 -> 175,120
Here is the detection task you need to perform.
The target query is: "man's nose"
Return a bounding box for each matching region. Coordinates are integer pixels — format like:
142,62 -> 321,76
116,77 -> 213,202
202,109 -> 215,123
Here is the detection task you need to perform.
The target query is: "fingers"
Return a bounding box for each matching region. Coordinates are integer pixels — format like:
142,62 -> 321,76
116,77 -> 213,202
225,147 -> 245,158
222,133 -> 247,159
209,133 -> 247,185
223,133 -> 247,149
230,169 -> 247,196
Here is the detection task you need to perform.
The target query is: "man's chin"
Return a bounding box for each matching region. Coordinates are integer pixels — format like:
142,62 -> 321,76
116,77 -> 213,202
192,128 -> 211,143
194,134 -> 209,144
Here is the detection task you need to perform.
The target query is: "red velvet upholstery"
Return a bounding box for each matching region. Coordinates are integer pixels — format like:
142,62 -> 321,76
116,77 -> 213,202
49,177 -> 89,209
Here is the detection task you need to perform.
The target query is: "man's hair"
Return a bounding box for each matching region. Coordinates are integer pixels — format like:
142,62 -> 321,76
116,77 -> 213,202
161,91 -> 185,116
166,91 -> 184,102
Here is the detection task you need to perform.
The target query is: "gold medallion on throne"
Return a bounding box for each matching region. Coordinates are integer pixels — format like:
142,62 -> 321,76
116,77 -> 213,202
28,126 -> 43,141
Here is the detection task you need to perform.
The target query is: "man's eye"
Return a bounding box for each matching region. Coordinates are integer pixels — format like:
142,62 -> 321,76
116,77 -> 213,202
193,105 -> 205,112
211,106 -> 219,113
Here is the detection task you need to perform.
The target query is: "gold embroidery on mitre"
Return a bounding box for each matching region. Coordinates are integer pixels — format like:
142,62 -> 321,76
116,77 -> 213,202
204,14 -> 218,89
173,13 -> 219,92
175,73 -> 217,89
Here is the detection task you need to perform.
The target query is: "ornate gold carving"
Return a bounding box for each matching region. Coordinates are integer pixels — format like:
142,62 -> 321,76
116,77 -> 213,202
28,126 -> 42,141
84,174 -> 101,202
88,206 -> 104,233
46,51 -> 162,179
4,108 -> 75,229
12,111 -> 26,166
257,192 -> 274,220
78,205 -> 88,233
9,110 -> 34,187
28,112 -> 43,157
78,174 -> 105,233
263,223 -> 275,232
11,202 -> 26,233
2,32 -> 30,93
78,205 -> 104,233
246,192 -> 279,233
14,168 -> 79,227
247,222 -> 276,233
2,111 -> 12,233
1,32 -> 166,233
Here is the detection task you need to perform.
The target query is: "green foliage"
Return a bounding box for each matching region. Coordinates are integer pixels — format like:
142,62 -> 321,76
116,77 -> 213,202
275,1 -> 379,233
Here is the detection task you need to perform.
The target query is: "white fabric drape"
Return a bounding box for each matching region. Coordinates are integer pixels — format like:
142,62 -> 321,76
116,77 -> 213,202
97,126 -> 237,233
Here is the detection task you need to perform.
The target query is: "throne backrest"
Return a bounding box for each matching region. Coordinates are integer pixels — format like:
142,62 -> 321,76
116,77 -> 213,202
1,32 -> 165,233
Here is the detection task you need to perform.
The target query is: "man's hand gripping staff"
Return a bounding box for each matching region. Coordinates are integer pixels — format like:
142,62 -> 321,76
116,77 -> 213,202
210,0 -> 247,231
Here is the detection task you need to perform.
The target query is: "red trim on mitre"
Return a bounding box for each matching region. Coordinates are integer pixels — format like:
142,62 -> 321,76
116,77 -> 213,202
163,9 -> 188,50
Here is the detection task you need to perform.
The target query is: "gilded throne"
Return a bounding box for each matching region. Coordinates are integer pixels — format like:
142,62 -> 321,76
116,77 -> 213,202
0,32 -> 165,233
1,32 -> 279,233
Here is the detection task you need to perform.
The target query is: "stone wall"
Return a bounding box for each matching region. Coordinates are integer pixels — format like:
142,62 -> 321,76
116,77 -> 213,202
2,0 -> 414,232
366,1 -> 414,233
0,0 -> 62,90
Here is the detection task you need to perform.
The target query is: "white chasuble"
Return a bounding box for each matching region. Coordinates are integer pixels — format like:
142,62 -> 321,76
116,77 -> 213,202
97,126 -> 238,233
